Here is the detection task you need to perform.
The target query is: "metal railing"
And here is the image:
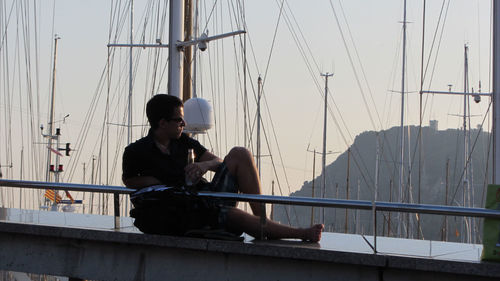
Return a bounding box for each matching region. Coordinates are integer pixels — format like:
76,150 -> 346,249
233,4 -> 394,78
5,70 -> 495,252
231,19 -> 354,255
1,179 -> 499,252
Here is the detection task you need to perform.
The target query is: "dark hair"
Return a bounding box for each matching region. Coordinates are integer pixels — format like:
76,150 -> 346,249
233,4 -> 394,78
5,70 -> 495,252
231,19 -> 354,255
146,94 -> 183,129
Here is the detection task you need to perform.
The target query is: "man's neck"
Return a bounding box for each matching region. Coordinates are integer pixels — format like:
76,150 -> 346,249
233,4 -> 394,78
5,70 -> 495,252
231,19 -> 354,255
153,130 -> 171,154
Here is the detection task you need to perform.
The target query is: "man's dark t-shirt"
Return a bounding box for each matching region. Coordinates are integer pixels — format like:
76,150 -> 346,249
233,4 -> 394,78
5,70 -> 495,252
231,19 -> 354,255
122,129 -> 242,237
122,130 -> 207,188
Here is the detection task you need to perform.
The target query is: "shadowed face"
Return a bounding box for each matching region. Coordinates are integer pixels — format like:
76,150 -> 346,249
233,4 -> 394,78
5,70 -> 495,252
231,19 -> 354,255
160,106 -> 185,139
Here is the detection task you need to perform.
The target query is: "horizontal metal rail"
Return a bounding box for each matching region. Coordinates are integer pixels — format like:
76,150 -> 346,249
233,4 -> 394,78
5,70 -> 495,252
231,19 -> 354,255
0,179 -> 133,194
198,192 -> 500,219
1,179 -> 500,219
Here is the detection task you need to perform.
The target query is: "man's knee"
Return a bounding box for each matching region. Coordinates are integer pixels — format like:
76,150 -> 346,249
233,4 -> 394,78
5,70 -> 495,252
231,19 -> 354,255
224,147 -> 253,173
225,147 -> 252,163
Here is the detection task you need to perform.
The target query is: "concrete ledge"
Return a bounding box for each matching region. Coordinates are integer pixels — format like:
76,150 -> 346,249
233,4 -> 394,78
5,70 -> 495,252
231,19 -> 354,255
0,221 -> 499,280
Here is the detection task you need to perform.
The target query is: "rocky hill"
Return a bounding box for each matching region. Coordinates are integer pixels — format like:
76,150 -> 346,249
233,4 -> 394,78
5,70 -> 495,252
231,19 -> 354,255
273,125 -> 490,242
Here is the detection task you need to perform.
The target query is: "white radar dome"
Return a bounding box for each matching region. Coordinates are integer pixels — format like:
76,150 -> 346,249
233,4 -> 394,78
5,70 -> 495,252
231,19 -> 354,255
184,97 -> 214,133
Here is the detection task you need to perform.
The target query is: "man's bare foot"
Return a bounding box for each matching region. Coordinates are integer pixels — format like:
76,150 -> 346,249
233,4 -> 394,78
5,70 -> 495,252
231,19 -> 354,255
302,224 -> 324,242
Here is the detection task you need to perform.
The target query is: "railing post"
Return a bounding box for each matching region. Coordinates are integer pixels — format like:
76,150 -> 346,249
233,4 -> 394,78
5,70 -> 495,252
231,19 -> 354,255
259,203 -> 266,239
373,202 -> 377,254
114,193 -> 120,230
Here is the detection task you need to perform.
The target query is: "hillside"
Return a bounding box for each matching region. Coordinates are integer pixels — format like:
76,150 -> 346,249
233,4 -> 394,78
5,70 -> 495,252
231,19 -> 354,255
273,125 -> 491,242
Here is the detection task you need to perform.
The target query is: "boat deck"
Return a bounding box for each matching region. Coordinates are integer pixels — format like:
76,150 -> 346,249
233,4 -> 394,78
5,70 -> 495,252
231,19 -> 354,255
0,207 -> 498,280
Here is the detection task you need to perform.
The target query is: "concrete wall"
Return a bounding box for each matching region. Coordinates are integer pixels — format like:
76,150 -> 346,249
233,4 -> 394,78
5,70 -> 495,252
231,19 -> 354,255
0,222 -> 498,281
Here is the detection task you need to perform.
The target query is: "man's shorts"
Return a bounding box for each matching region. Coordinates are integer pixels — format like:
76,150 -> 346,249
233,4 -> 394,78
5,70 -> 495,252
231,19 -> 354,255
130,161 -> 240,236
199,162 -> 238,201
199,162 -> 239,229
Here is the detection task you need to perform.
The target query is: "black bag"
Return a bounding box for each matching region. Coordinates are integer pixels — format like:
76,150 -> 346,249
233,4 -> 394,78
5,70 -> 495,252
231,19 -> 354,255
130,186 -> 220,236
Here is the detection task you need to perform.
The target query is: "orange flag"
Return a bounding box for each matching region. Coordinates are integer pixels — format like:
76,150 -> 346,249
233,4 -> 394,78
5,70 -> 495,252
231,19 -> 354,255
44,189 -> 62,203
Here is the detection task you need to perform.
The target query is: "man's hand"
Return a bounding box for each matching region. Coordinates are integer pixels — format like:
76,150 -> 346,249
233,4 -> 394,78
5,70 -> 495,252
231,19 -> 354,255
185,150 -> 223,184
184,162 -> 207,184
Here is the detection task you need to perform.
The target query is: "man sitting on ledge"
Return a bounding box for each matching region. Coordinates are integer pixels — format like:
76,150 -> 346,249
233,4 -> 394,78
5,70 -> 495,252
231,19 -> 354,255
122,94 -> 323,242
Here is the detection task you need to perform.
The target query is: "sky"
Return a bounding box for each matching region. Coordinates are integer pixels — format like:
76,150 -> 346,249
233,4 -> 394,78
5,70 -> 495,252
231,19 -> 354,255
0,0 -> 493,200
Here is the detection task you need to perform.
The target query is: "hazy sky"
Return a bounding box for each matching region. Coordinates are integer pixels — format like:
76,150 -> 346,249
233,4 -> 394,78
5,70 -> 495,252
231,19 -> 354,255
0,0 -> 493,195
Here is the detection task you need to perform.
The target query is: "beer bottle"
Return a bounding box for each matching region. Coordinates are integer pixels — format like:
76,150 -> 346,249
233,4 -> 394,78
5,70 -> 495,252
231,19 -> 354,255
186,148 -> 195,186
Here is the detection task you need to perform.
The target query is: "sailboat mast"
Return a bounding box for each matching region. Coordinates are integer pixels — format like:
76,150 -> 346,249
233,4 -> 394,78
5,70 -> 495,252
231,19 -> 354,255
345,147 -> 350,233
373,133 -> 380,251
443,158 -> 449,241
462,44 -> 470,243
463,45 -> 469,200
494,1 -> 500,189
127,0 -> 134,145
320,72 -> 333,224
398,0 -> 407,238
311,149 -> 316,227
417,0 -> 426,240
257,76 -> 262,179
193,0 -> 200,100
244,34 -> 248,148
46,35 -> 60,183
183,0 -> 193,102
168,0 -> 185,98
494,0 -> 500,185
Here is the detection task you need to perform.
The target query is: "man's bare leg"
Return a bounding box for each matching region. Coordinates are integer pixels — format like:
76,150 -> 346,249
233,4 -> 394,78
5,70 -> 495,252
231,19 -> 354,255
222,147 -> 324,241
226,208 -> 324,242
224,147 -> 264,216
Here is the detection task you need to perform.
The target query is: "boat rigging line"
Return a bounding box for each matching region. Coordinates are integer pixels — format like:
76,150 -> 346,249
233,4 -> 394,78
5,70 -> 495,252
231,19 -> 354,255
261,0 -> 284,86
329,0 -> 382,132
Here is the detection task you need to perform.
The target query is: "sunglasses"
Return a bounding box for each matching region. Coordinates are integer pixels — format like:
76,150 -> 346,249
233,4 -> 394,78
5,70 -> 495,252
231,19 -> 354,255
168,117 -> 185,123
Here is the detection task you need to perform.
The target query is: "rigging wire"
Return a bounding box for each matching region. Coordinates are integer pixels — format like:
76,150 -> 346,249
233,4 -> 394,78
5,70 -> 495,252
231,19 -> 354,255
219,3 -> 229,155
327,1 -> 402,199
66,0 -> 155,188
228,1 -> 251,148
408,0 -> 451,203
278,1 -> 367,190
200,0 -> 218,34
328,0 -> 379,132
438,99 -> 492,238
269,0 -> 391,225
228,0 -> 245,145
205,13 -> 221,155
206,0 -> 296,223
379,29 -> 403,197
18,0 -> 30,204
416,0 -> 426,239
32,1 -> 43,201
278,0 -> 327,186
476,0 -> 482,84
261,0 -> 284,84
259,97 -> 297,225
331,1 -> 458,235
228,0 -> 294,224
0,0 -> 10,206
243,53 -> 296,220
0,0 -> 15,52
196,0 -> 297,223
337,0 -> 384,131
410,1 -> 491,240
420,0 -> 451,122
283,1 -> 322,75
449,101 -> 491,206
260,0 -> 304,225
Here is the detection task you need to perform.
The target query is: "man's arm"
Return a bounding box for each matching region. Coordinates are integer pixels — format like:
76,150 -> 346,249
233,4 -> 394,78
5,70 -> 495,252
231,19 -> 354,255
123,176 -> 162,189
198,150 -> 223,172
185,150 -> 222,183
